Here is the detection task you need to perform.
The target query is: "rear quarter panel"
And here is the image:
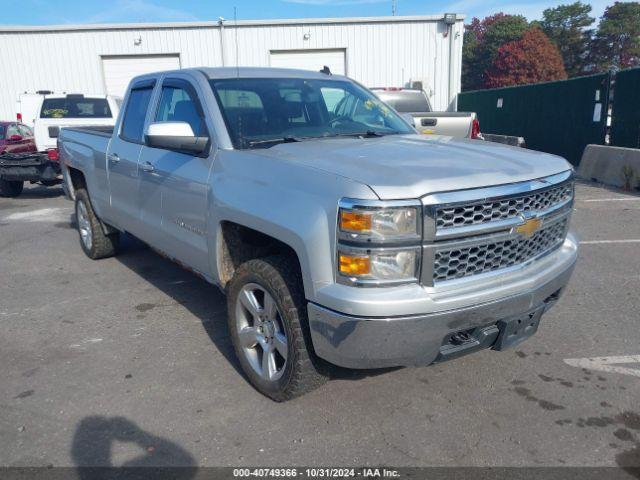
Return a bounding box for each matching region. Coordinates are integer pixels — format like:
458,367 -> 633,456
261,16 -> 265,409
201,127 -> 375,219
58,129 -> 111,216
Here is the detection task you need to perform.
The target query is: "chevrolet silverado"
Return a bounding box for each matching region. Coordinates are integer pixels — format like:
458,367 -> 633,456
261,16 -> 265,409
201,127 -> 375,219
58,67 -> 578,401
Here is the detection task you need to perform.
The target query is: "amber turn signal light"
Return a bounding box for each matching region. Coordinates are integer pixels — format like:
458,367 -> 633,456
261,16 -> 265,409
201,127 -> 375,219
340,210 -> 372,232
339,254 -> 371,276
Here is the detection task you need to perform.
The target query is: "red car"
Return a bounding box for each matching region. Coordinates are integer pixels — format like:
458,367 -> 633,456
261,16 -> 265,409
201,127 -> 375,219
0,121 -> 37,154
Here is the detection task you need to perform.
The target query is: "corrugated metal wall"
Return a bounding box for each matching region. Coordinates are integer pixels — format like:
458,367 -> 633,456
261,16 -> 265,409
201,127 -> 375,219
0,16 -> 463,120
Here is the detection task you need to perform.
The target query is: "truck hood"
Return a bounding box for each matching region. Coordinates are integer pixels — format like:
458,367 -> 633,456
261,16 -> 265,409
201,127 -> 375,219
256,134 -> 572,199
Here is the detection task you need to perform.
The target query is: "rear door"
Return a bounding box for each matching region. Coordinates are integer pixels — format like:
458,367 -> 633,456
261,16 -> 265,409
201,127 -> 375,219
106,79 -> 156,234
137,76 -> 213,274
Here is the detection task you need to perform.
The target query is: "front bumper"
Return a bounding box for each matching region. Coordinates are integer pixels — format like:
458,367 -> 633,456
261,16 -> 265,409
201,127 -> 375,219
308,238 -> 577,369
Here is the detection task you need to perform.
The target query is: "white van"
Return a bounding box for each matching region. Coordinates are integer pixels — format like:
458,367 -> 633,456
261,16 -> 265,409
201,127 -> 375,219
16,91 -> 53,127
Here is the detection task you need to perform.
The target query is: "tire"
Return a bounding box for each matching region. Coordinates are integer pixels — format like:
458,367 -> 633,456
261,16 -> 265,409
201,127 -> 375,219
227,255 -> 327,401
74,189 -> 119,259
0,180 -> 24,197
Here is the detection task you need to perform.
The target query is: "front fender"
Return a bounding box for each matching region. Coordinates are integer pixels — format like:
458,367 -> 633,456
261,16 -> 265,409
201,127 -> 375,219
208,150 -> 377,302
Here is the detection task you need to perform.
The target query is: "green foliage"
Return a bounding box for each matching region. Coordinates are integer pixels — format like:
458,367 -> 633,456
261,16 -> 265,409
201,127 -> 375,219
461,2 -> 640,89
485,28 -> 568,88
591,2 -> 640,71
537,1 -> 595,76
462,14 -> 529,90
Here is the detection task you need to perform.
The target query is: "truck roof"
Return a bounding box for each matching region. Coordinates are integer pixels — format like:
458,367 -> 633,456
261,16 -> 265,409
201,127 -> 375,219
41,93 -> 115,99
199,67 -> 347,81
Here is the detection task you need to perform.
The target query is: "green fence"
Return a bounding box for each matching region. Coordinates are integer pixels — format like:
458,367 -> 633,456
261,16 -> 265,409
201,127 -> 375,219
458,73 -> 611,165
610,67 -> 640,149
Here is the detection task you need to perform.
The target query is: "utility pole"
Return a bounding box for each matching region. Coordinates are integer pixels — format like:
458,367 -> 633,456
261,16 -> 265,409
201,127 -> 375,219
391,0 -> 396,16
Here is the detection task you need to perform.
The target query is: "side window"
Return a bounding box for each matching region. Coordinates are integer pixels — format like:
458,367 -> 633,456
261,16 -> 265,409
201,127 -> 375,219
155,85 -> 205,136
320,87 -> 346,113
6,124 -> 20,138
120,87 -> 153,143
18,124 -> 33,137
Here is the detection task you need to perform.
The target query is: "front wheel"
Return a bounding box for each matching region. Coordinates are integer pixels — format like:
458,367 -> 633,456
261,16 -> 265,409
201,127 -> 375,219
74,189 -> 119,259
0,180 -> 24,197
227,256 -> 327,401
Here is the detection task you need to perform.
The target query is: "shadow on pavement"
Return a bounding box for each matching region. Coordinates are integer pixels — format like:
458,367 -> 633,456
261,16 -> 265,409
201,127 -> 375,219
71,415 -> 197,477
112,235 -> 400,384
114,235 -> 244,378
18,184 -> 65,199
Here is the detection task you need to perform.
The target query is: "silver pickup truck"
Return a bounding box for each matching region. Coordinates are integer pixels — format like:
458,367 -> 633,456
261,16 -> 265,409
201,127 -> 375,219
371,88 -> 481,139
59,67 -> 578,401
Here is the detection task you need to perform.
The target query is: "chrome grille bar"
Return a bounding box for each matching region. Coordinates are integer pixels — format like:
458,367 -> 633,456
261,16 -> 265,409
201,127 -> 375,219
430,214 -> 569,283
420,170 -> 574,287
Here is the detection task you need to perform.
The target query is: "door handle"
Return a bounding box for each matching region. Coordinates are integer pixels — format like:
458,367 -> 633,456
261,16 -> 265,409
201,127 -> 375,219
108,153 -> 120,164
141,161 -> 155,173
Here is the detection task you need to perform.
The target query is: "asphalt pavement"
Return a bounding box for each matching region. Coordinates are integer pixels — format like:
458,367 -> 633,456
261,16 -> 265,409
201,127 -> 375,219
1,181 -> 639,470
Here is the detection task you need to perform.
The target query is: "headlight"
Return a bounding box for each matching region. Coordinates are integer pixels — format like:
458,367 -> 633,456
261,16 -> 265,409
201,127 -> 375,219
337,247 -> 420,285
338,200 -> 421,242
336,199 -> 423,286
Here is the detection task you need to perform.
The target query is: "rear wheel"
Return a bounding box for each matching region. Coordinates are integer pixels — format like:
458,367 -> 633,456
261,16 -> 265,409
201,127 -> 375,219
227,256 -> 327,401
0,180 -> 24,197
74,189 -> 119,259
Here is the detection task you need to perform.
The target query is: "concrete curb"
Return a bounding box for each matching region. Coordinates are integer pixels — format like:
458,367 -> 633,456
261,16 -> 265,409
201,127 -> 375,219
578,144 -> 640,190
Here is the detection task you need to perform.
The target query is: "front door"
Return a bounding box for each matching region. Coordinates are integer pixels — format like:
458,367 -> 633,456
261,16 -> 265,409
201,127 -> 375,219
137,78 -> 213,275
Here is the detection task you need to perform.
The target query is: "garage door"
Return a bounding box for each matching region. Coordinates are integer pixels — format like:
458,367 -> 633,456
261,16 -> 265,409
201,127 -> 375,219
102,55 -> 181,97
270,49 -> 346,75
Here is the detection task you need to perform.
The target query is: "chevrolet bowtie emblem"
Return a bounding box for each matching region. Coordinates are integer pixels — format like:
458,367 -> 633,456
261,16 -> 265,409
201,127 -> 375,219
515,217 -> 542,238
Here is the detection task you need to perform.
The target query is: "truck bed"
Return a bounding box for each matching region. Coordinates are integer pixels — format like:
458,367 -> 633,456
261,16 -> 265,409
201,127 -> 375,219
63,125 -> 114,137
58,126 -> 113,173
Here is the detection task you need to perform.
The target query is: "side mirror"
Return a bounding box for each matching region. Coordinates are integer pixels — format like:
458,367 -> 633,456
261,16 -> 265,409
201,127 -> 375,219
144,121 -> 208,154
9,134 -> 23,142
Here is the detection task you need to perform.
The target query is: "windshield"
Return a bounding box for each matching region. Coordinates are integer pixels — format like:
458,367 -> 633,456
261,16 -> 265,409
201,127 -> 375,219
40,97 -> 112,119
374,90 -> 431,113
209,78 -> 413,149
0,125 -> 5,140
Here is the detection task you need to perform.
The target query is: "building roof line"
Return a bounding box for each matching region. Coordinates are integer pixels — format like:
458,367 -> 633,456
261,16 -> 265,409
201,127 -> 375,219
0,14 -> 465,33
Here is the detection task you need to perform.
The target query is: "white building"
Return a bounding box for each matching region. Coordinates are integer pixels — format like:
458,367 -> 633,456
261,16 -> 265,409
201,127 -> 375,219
0,14 -> 464,120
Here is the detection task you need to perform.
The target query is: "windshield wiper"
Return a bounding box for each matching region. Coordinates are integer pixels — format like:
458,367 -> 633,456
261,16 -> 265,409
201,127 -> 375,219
326,130 -> 390,138
247,136 -> 303,147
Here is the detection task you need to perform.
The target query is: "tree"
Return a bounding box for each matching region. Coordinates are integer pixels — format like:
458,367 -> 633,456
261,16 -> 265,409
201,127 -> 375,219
462,13 -> 529,90
485,28 -> 568,88
591,2 -> 640,70
537,1 -> 595,76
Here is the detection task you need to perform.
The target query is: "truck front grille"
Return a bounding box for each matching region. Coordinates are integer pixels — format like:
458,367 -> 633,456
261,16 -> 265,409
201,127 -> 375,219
435,182 -> 573,230
433,217 -> 569,283
421,172 -> 575,286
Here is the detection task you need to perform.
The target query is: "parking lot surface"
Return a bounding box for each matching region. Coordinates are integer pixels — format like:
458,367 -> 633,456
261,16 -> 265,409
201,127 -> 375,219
1,181 -> 639,469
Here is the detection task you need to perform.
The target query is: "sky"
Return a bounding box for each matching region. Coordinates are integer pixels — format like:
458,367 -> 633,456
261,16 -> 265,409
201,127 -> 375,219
0,0 -> 611,26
